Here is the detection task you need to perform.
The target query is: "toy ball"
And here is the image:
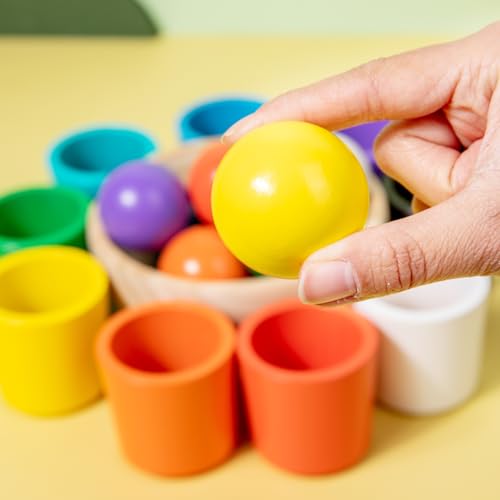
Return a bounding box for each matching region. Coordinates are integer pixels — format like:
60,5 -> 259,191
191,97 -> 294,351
211,121 -> 369,279
188,142 -> 229,223
99,160 -> 190,251
157,225 -> 247,280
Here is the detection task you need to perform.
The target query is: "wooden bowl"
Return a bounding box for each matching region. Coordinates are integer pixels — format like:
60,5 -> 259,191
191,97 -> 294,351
86,139 -> 389,322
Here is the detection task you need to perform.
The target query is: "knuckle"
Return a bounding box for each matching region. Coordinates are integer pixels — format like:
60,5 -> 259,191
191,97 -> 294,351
461,180 -> 500,274
359,57 -> 389,118
371,229 -> 429,294
478,193 -> 500,274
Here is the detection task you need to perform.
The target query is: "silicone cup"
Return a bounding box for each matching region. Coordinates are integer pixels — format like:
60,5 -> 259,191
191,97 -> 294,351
354,277 -> 492,415
0,246 -> 109,416
237,299 -> 379,475
48,126 -> 157,197
176,96 -> 264,142
95,301 -> 237,476
0,186 -> 89,256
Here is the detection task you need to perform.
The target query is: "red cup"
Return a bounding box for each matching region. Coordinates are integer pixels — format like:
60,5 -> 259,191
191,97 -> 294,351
237,299 -> 379,475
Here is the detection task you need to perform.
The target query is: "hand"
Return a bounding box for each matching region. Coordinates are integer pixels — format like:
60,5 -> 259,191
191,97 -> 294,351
222,23 -> 500,305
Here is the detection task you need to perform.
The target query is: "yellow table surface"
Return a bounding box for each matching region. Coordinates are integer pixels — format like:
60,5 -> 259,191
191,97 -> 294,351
0,36 -> 499,500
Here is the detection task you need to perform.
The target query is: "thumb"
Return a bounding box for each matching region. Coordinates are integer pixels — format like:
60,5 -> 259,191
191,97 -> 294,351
298,190 -> 499,305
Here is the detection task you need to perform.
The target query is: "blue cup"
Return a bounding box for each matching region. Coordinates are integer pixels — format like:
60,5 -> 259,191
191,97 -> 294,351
177,96 -> 264,142
48,126 -> 157,198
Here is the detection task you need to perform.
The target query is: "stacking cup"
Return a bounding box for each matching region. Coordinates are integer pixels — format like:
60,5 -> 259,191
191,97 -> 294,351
354,277 -> 492,415
48,126 -> 157,197
177,96 -> 263,142
96,301 -> 237,476
0,186 -> 89,256
237,299 -> 379,475
0,246 -> 109,415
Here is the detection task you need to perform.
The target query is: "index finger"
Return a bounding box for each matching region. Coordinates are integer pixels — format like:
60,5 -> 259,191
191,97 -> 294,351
223,40 -> 460,143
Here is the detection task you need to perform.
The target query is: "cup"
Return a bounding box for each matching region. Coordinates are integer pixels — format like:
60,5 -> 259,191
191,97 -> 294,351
95,301 -> 237,476
354,277 -> 492,415
48,126 -> 157,197
176,96 -> 264,142
237,299 -> 379,475
0,246 -> 109,416
0,186 -> 89,256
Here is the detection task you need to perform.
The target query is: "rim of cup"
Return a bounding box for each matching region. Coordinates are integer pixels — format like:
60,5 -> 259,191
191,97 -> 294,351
0,245 -> 108,325
356,277 -> 492,324
238,299 -> 379,383
0,186 -> 89,254
176,95 -> 265,141
96,301 -> 235,386
47,124 -> 157,181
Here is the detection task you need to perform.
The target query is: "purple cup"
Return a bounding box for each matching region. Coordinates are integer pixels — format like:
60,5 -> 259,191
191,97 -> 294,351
340,121 -> 389,175
98,161 -> 191,252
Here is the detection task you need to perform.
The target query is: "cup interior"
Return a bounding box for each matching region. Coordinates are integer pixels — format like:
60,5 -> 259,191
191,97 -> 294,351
186,100 -> 262,136
57,129 -> 155,173
110,308 -> 229,374
250,308 -> 364,372
0,250 -> 103,314
0,188 -> 86,239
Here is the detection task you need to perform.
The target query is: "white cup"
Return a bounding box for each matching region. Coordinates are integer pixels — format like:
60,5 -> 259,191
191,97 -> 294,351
354,277 -> 492,415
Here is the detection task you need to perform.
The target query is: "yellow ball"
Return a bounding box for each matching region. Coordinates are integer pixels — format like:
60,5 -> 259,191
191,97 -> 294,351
212,121 -> 369,278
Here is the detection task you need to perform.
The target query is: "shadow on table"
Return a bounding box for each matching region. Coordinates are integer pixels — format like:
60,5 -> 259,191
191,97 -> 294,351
477,277 -> 500,395
370,406 -> 439,457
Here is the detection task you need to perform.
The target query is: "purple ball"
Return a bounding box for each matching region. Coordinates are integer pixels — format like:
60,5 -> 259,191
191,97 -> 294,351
340,120 -> 389,176
98,160 -> 191,251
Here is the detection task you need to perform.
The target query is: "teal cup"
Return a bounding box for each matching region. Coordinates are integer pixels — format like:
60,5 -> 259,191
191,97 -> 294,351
48,126 -> 157,197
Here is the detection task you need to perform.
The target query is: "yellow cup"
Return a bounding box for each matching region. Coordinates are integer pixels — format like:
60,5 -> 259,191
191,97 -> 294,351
0,246 -> 109,416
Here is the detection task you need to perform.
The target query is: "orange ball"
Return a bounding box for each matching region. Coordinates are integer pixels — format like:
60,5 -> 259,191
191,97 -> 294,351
157,225 -> 247,280
187,143 -> 229,223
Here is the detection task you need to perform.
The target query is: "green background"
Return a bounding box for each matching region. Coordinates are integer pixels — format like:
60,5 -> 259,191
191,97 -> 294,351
143,0 -> 498,35
0,0 -> 498,36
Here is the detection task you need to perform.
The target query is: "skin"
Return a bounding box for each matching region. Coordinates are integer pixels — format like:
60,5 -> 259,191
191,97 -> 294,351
222,22 -> 500,305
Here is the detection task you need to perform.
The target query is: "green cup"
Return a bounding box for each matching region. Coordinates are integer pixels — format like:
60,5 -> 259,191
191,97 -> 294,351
0,186 -> 89,256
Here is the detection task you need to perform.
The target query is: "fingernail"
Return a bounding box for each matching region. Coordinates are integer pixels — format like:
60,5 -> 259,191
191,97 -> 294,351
221,127 -> 235,144
221,115 -> 255,144
299,260 -> 358,305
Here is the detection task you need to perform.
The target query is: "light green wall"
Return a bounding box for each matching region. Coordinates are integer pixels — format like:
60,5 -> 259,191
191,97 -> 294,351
140,0 -> 499,35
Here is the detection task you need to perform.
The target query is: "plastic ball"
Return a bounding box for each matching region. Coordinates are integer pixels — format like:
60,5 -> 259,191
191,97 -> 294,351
99,160 -> 190,251
187,142 -> 229,223
157,225 -> 247,280
211,121 -> 369,279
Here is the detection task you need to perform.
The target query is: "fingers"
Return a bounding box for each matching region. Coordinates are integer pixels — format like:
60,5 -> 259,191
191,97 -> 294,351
223,41 -> 459,143
298,189 -> 499,305
374,114 -> 478,205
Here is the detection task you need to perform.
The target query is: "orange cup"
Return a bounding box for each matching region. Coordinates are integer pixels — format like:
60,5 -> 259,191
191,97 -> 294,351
237,299 -> 379,475
95,301 -> 237,476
